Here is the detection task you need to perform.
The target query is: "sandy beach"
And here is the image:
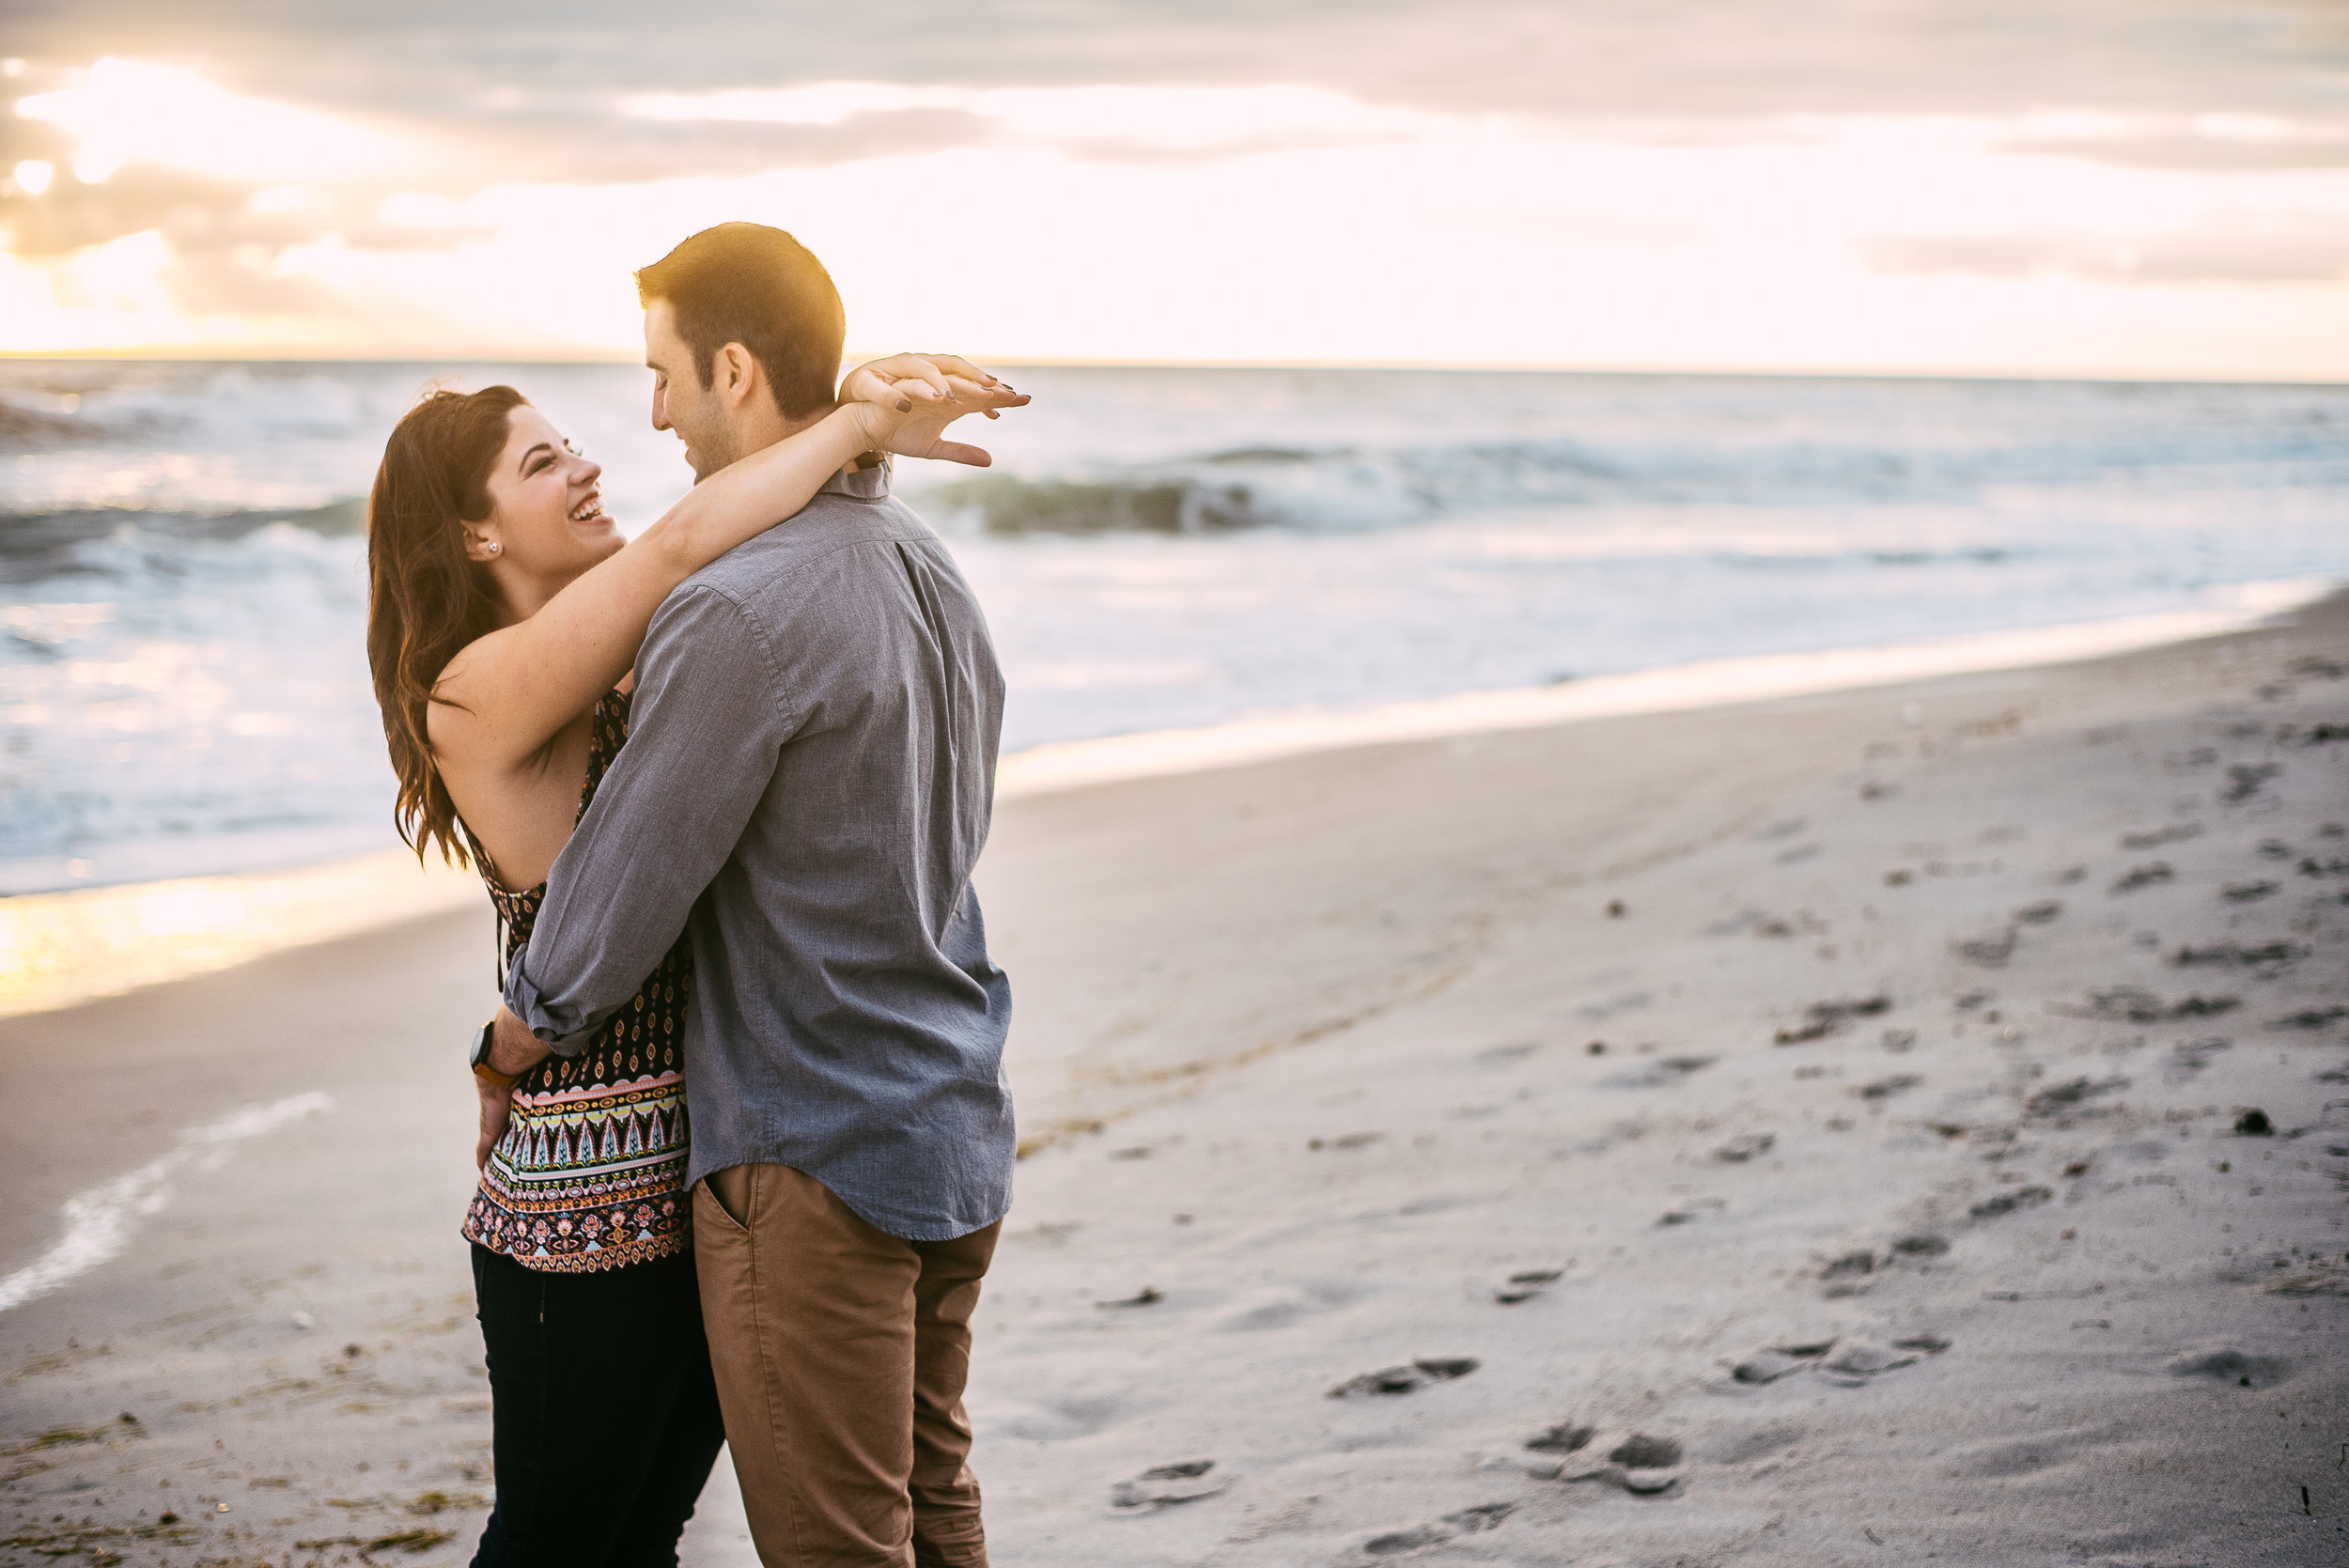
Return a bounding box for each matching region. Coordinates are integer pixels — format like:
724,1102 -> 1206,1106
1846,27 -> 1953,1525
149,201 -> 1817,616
3,596 -> 2345,1567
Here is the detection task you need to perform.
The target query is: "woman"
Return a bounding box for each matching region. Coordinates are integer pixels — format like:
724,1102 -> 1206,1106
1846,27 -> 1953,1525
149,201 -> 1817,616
363,355 -> 1018,1567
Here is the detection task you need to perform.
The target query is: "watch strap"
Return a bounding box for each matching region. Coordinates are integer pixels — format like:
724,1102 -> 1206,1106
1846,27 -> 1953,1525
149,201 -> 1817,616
468,1020 -> 526,1091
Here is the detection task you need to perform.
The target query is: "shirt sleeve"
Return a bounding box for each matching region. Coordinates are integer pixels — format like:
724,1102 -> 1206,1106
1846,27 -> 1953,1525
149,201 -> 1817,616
503,583 -> 787,1053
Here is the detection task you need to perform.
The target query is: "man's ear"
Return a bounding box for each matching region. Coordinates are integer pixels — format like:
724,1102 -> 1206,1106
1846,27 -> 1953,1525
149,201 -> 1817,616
714,342 -> 760,411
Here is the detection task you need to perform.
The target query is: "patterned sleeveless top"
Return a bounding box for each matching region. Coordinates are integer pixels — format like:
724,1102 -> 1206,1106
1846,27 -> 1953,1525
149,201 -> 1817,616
460,690 -> 693,1272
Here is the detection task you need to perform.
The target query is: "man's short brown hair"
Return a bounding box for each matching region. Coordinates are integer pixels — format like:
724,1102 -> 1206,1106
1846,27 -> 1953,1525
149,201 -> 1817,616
634,223 -> 846,419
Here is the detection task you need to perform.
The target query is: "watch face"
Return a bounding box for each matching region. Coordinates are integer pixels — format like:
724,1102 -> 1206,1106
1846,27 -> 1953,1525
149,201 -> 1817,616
468,1019 -> 496,1068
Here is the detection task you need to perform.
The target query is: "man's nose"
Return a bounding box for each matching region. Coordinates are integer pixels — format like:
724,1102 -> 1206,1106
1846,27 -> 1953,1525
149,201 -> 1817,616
650,390 -> 670,431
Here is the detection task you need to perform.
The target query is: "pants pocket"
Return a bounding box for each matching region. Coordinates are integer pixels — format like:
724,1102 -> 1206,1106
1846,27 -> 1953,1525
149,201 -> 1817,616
697,1164 -> 754,1234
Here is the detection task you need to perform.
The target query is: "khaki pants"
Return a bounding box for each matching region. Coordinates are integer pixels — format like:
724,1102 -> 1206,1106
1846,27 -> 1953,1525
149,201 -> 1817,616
694,1163 -> 999,1568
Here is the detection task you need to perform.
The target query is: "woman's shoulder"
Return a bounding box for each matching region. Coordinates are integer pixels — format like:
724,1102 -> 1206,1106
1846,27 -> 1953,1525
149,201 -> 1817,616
423,626 -> 534,758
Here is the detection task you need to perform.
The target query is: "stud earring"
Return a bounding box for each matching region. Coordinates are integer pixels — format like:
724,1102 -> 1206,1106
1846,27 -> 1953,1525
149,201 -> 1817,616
487,542 -> 502,554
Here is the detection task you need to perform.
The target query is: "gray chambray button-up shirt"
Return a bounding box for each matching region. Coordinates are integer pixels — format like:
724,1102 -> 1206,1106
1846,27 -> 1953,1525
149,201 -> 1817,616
502,458 -> 1013,1242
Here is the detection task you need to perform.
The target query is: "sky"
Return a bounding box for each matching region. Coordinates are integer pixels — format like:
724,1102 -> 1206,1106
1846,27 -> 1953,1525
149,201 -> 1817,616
1,1 -> 2344,376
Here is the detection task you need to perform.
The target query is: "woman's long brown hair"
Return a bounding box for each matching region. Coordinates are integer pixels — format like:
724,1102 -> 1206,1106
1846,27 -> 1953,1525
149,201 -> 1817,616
365,385 -> 527,868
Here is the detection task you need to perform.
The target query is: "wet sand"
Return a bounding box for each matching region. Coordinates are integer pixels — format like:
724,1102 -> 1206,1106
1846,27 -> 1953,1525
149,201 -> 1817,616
3,595 -> 2344,1565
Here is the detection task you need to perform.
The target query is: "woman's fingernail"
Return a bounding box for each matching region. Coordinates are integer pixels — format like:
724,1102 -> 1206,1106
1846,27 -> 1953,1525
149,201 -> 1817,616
897,398 -> 913,411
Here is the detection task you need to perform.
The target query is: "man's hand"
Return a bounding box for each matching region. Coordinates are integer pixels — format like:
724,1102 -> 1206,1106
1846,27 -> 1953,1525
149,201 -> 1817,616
474,1008 -> 552,1172
475,1073 -> 515,1172
489,1005 -> 553,1077
839,353 -> 1030,468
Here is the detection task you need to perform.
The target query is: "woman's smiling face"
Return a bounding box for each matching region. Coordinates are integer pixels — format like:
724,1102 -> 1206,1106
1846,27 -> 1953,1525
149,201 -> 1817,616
478,405 -> 621,582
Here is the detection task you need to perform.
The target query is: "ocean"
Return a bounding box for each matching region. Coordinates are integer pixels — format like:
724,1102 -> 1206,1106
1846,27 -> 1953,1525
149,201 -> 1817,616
3,361 -> 2345,895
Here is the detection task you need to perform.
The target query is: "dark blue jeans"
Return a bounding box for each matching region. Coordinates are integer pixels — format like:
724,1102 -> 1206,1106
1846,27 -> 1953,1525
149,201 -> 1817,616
469,1244 -> 726,1568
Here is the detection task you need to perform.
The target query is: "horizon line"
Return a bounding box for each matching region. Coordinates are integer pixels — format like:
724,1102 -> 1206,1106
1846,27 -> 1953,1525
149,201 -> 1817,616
2,349 -> 2343,389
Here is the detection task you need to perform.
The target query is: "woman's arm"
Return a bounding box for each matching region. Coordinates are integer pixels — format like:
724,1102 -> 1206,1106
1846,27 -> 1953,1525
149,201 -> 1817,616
429,356 -> 1019,773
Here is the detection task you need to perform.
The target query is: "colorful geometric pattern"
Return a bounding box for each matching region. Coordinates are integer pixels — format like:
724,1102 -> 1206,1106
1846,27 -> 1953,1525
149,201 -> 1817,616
460,691 -> 696,1274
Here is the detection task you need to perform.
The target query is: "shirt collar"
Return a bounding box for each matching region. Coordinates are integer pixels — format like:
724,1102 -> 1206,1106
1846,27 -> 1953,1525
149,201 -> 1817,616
821,454 -> 894,501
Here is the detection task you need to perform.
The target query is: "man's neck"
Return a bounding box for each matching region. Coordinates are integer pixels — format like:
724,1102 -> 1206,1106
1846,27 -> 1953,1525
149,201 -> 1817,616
736,405 -> 827,458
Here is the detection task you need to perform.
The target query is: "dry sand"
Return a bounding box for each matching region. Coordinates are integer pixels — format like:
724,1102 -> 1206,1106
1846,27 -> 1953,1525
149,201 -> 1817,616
3,597 -> 2345,1566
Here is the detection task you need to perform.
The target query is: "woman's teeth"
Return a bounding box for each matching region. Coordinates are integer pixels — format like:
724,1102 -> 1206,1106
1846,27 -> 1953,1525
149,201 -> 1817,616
569,498 -> 603,522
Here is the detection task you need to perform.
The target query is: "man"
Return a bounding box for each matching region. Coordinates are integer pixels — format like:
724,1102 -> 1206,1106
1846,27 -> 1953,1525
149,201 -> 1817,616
485,223 -> 1019,1567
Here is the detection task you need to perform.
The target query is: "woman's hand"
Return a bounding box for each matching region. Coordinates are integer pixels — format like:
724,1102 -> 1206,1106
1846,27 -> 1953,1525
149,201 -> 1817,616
839,353 -> 1030,467
475,1076 -> 516,1172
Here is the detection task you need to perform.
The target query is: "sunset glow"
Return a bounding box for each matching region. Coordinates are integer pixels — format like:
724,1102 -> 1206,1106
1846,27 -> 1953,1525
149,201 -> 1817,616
1,9 -> 2343,375
16,58 -> 393,185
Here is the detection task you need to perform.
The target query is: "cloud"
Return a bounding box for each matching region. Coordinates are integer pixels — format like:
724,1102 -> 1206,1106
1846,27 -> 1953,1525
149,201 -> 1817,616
10,1 -> 2346,143
1856,213 -> 2349,284
1999,116 -> 2349,173
4,2 -> 2343,370
13,57 -> 394,183
6,5 -> 2343,215
0,163 -> 513,259
2007,134 -> 2349,173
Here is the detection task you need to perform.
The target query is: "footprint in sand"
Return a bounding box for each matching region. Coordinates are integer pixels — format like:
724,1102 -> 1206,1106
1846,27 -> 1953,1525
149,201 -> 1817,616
2073,987 -> 2239,1024
1732,1340 -> 1837,1384
1969,1185 -> 2053,1219
2173,940 -> 2308,976
1328,1358 -> 1478,1398
1524,1421 -> 1596,1453
1557,1433 -> 1686,1495
2121,823 -> 2202,850
1953,929 -> 2018,969
2166,1348 -> 2290,1389
1603,1054 -> 1716,1089
1096,1286 -> 1163,1310
1713,1132 -> 1775,1163
1892,1233 -> 1951,1258
1109,1459 -> 1227,1511
1362,1502 -> 1515,1556
1814,1335 -> 1951,1385
1493,1267 -> 1564,1305
2025,1076 -> 2129,1116
1775,995 -> 1890,1045
1610,1434 -> 1684,1468
1820,1250 -> 1878,1296
2221,763 -> 2279,803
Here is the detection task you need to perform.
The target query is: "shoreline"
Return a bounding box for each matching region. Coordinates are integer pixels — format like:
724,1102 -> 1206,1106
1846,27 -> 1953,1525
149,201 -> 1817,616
995,577 -> 2331,799
1,576 -> 2333,1019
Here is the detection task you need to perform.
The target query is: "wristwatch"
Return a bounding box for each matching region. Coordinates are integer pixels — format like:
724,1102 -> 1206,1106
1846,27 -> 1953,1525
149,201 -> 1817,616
468,1019 -> 526,1091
